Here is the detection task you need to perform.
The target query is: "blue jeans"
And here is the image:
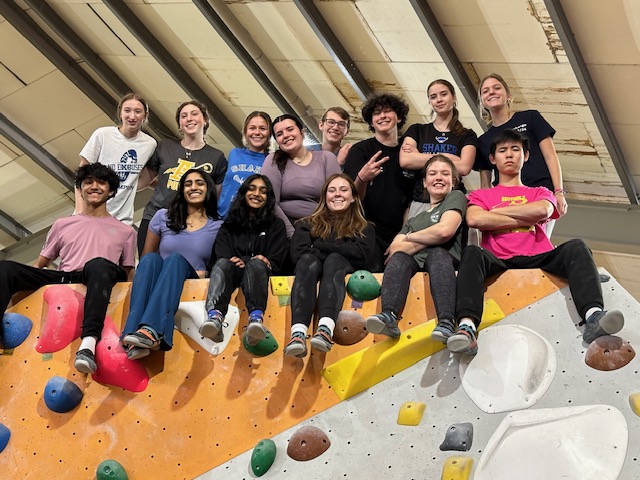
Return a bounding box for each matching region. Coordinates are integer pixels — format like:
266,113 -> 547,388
121,253 -> 197,350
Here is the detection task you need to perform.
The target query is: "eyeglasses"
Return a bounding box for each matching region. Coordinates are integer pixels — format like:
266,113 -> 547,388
324,119 -> 348,129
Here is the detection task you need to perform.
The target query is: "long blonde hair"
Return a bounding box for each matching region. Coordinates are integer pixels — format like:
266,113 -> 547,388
307,173 -> 369,240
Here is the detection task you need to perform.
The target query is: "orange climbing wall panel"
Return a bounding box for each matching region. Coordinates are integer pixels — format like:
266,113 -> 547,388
0,270 -> 563,479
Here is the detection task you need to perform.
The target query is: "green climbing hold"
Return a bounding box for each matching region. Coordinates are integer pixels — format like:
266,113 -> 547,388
250,438 -> 277,477
242,329 -> 279,357
96,459 -> 128,480
347,270 -> 381,301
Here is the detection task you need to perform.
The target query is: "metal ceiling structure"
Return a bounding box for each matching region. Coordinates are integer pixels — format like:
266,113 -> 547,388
0,0 -> 638,261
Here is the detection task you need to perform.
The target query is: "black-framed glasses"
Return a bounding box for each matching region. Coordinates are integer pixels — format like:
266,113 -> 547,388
324,119 -> 348,129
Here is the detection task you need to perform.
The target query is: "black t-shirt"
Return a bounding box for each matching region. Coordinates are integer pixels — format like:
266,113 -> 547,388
343,137 -> 415,242
404,122 -> 477,201
143,139 -> 227,221
474,110 -> 555,191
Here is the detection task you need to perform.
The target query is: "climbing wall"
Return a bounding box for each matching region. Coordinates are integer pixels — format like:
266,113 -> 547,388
1,269 -> 637,478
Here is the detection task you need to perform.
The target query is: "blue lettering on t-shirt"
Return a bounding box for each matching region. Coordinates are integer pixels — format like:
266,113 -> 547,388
420,143 -> 459,155
109,149 -> 143,184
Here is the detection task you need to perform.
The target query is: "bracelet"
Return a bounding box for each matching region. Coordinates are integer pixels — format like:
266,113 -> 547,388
357,173 -> 365,183
554,188 -> 565,195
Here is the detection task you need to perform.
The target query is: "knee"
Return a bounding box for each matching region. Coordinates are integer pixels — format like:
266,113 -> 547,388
83,257 -> 114,275
461,245 -> 482,261
163,253 -> 188,267
246,257 -> 269,274
213,258 -> 235,273
296,253 -> 321,273
425,247 -> 451,265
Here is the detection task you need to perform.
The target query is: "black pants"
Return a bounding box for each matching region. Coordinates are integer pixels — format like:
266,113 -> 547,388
0,258 -> 127,339
206,258 -> 270,315
455,240 -> 602,325
137,218 -> 151,257
381,248 -> 457,321
290,253 -> 354,328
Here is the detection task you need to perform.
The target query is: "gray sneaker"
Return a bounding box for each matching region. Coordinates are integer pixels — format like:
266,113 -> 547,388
431,319 -> 456,344
583,309 -> 624,344
366,311 -> 401,338
200,310 -> 224,343
284,332 -> 308,358
310,326 -> 334,352
244,321 -> 267,346
74,349 -> 97,374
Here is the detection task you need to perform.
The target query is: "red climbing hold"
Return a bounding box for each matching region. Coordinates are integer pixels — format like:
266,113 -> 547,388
36,285 -> 84,353
286,426 -> 331,461
92,317 -> 149,392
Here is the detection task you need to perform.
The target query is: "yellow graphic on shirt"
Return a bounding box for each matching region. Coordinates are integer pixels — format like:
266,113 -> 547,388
500,195 -> 527,206
163,159 -> 213,191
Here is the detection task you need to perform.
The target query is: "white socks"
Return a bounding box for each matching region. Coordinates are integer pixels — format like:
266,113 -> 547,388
79,336 -> 97,353
585,307 -> 602,321
318,317 -> 336,335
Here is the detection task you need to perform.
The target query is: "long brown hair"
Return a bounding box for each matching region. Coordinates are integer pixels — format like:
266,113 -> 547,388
427,79 -> 469,137
271,114 -> 305,172
307,173 -> 369,240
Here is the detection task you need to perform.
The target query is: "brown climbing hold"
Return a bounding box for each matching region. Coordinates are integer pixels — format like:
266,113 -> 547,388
333,310 -> 368,346
585,335 -> 635,371
286,426 -> 331,461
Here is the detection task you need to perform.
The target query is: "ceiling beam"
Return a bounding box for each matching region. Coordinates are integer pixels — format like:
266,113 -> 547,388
23,0 -> 176,140
102,0 -> 242,146
407,0 -> 485,130
292,0 -> 372,101
193,0 -> 320,140
543,0 -> 639,205
0,208 -> 30,241
0,112 -> 75,191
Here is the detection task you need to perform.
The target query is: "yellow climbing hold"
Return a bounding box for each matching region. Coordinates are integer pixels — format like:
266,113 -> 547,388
270,277 -> 291,296
397,401 -> 426,426
629,392 -> 640,416
441,456 -> 473,479
323,299 -> 505,400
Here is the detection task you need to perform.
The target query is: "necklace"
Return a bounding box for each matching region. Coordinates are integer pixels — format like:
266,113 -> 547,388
182,139 -> 206,159
292,151 -> 311,165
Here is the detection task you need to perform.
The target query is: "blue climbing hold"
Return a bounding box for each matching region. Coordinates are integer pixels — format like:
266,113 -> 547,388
0,312 -> 33,349
43,376 -> 84,413
0,423 -> 10,453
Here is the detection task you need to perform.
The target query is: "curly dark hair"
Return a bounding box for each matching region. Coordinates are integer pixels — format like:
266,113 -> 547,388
75,162 -> 120,199
166,168 -> 218,232
225,174 -> 276,229
361,93 -> 410,132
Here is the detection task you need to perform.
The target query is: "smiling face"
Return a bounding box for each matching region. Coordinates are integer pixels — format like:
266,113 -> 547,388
423,160 -> 454,201
273,118 -> 303,154
80,176 -> 112,206
489,140 -> 529,176
245,177 -> 268,211
119,99 -> 147,137
179,104 -> 206,138
320,110 -> 349,146
480,77 -> 511,111
371,106 -> 398,135
428,83 -> 455,116
245,116 -> 270,153
183,171 -> 208,206
326,176 -> 354,213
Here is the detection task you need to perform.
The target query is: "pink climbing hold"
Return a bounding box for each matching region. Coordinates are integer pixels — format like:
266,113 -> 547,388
36,285 -> 84,353
92,317 -> 149,392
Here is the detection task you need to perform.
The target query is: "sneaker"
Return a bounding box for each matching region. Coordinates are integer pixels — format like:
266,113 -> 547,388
200,310 -> 224,343
284,332 -> 308,358
447,324 -> 478,355
244,320 -> 267,346
125,344 -> 150,360
74,349 -> 97,374
366,311 -> 401,338
310,326 -> 334,353
582,309 -> 624,344
122,325 -> 161,350
431,319 -> 456,344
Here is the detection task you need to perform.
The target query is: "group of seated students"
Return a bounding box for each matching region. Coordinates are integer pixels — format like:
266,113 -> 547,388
0,74 -> 624,375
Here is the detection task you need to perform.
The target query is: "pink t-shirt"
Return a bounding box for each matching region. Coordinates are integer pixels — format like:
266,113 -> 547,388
469,184 -> 559,259
40,214 -> 136,272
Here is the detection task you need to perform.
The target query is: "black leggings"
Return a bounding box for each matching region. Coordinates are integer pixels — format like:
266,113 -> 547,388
290,253 -> 354,328
206,258 -> 270,315
381,248 -> 457,322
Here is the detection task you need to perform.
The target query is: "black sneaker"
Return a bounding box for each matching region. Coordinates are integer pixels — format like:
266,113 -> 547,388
74,349 -> 97,374
583,309 -> 624,344
447,324 -> 478,355
366,311 -> 401,338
